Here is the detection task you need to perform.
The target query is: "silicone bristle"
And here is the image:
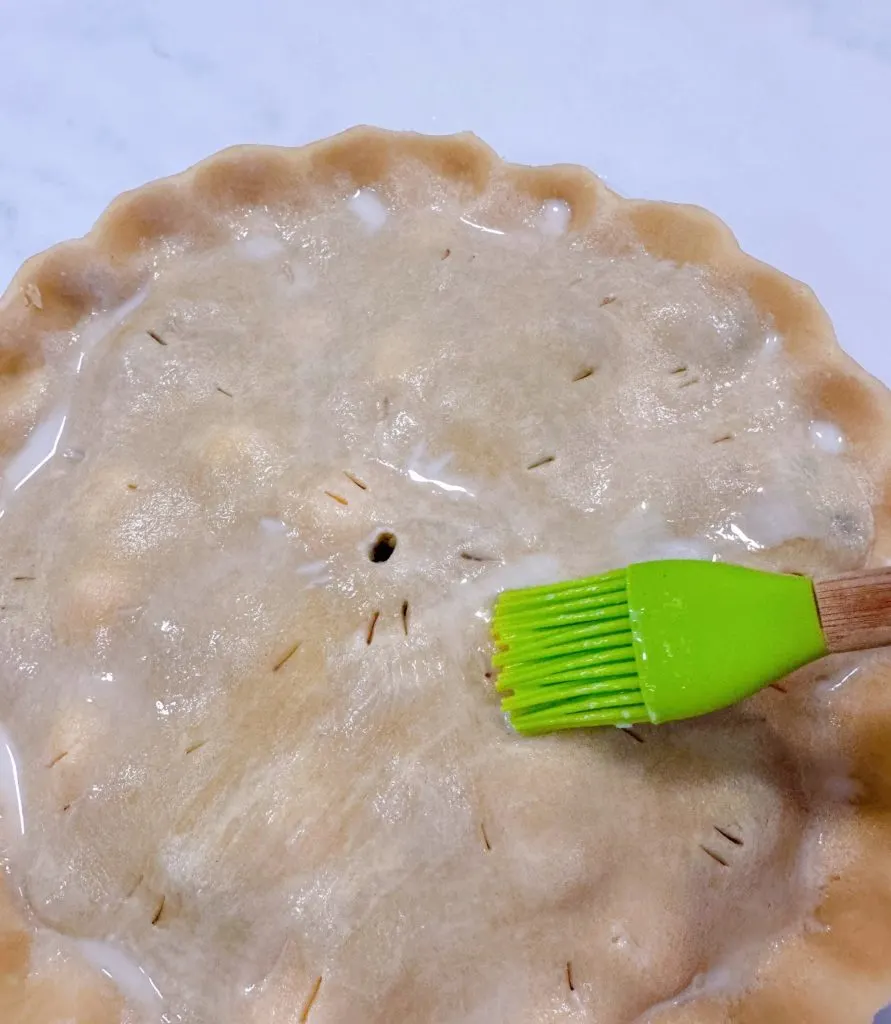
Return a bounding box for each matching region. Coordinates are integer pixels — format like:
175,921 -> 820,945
492,569 -> 647,734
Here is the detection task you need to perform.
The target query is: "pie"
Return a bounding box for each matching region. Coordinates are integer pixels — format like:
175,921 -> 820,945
1,127 -> 890,1023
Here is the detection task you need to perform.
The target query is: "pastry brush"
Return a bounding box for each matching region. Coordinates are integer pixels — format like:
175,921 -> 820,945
491,560 -> 891,735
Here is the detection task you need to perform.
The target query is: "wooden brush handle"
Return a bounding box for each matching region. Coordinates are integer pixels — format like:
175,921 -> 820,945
814,567 -> 891,653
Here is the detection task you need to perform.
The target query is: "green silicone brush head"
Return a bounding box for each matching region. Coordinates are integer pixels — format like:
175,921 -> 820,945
492,560 -> 829,735
492,568 -> 647,735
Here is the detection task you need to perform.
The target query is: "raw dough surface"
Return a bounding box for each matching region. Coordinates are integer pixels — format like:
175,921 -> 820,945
1,129 -> 891,1023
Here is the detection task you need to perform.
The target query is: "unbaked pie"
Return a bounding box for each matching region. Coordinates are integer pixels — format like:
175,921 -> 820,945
0,128 -> 890,1023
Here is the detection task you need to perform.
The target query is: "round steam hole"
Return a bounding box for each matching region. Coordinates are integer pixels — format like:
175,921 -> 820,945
369,531 -> 397,563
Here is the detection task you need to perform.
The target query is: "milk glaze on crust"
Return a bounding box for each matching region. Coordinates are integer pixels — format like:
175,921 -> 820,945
0,127 -> 890,1022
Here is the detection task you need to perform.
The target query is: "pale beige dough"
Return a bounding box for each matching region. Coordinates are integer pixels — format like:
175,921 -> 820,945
0,129 -> 891,1023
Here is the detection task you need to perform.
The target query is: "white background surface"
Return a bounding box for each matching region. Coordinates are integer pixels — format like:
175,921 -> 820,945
1,0 -> 890,1019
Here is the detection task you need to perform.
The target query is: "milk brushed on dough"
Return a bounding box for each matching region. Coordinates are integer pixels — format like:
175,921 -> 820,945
0,133 -> 882,1023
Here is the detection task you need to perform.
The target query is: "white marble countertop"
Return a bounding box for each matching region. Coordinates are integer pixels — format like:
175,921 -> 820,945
1,0 -> 890,1019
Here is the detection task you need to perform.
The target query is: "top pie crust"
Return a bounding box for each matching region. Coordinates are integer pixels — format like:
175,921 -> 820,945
0,127 -> 891,1023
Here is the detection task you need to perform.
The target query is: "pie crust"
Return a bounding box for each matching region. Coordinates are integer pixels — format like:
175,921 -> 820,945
0,127 -> 890,1022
